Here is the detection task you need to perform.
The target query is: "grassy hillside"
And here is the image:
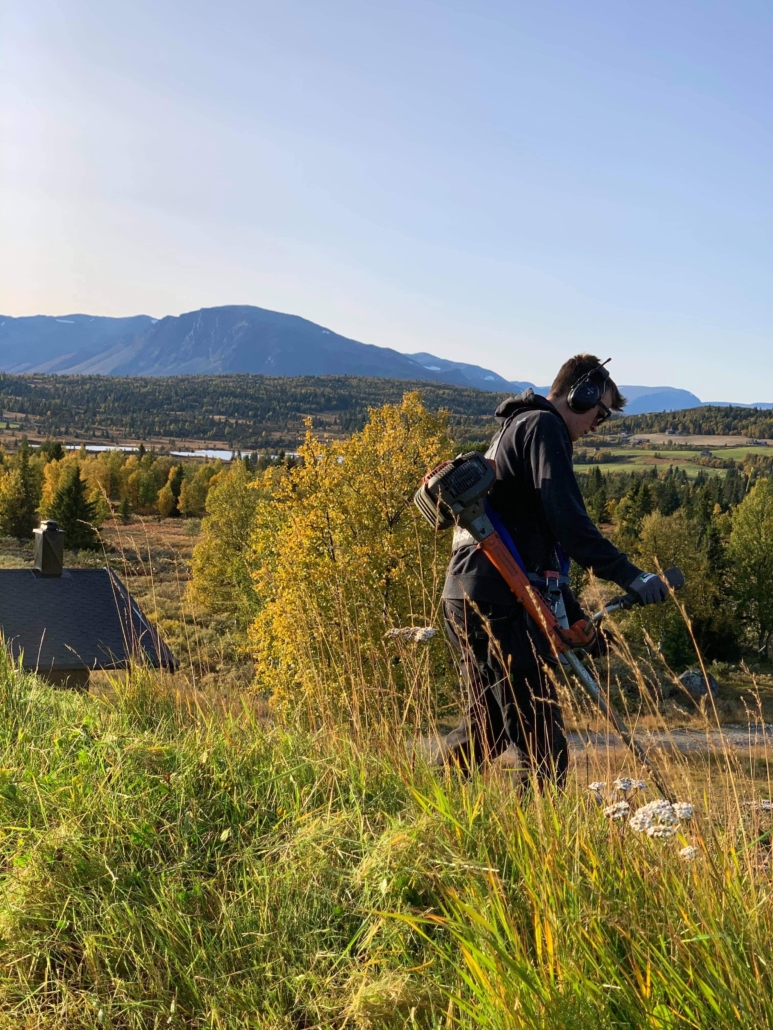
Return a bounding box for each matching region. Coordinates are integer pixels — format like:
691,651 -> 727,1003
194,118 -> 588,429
3,394 -> 773,1027
2,655 -> 773,1028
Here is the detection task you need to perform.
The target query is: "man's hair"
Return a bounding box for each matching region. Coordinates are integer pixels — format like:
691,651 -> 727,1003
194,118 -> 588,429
550,354 -> 627,411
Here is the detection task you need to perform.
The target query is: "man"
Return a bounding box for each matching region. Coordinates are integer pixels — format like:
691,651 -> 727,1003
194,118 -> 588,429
440,354 -> 669,787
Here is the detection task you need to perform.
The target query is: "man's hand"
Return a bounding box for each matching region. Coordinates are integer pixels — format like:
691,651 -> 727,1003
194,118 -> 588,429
628,571 -> 669,606
584,624 -> 610,658
564,618 -> 597,649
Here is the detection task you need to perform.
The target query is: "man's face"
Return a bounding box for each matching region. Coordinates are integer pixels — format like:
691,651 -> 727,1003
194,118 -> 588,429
566,388 -> 613,442
587,388 -> 613,434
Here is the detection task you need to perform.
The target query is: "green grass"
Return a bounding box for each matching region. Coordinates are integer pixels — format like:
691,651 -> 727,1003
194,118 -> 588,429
583,460 -> 724,478
3,650 -> 773,1028
577,444 -> 770,470
708,446 -> 772,460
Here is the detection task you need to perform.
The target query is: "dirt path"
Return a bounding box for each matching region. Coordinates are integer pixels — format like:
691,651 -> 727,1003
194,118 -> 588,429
419,723 -> 773,766
569,724 -> 773,753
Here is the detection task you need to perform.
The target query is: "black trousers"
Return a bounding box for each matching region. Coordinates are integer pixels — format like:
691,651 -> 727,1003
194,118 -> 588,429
441,598 -> 568,787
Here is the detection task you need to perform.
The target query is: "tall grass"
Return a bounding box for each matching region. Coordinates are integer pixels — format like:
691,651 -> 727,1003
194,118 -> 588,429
2,636 -> 773,1028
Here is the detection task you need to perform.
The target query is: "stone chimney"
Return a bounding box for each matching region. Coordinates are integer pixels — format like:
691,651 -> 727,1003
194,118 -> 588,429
33,520 -> 65,576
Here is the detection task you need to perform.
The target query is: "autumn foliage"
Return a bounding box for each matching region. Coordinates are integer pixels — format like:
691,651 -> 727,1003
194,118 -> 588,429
247,393 -> 455,725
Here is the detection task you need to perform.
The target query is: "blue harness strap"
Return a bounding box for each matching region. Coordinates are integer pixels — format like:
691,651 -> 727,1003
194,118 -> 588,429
485,500 -> 571,580
484,500 -> 527,573
556,543 -> 571,578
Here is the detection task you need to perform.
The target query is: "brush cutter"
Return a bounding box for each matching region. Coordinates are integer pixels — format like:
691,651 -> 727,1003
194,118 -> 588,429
415,451 -> 683,800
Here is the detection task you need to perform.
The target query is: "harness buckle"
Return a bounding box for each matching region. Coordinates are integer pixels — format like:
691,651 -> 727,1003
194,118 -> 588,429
543,570 -> 563,596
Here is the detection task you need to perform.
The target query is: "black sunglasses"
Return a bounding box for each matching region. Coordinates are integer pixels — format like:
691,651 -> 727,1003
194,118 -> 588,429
594,399 -> 612,425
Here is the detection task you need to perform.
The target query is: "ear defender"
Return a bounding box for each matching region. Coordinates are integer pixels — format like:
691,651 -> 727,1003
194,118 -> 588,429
567,358 -> 612,414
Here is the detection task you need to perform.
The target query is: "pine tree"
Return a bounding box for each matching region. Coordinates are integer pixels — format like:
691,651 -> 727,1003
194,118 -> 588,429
168,464 -> 184,515
49,462 -> 99,550
0,444 -> 39,538
40,438 -> 65,462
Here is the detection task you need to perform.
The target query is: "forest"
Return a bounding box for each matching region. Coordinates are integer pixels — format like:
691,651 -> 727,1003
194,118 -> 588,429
2,391 -> 773,663
605,404 -> 773,438
0,372 -> 503,449
182,405 -> 773,687
4,371 -> 773,451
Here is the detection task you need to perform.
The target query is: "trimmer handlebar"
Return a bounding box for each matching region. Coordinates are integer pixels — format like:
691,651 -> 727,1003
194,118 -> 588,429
594,566 -> 685,622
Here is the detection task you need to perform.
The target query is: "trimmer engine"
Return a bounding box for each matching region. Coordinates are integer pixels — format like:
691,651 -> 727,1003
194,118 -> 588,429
414,451 -> 496,536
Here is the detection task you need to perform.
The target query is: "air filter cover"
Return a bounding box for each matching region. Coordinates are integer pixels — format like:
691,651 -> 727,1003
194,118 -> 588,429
414,452 -> 496,531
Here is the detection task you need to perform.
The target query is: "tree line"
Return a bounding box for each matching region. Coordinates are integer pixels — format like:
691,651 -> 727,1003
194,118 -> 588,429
0,439 -> 282,549
4,389 -> 772,672
605,405 -> 773,438
577,463 -> 773,662
0,373 -> 502,450
3,372 -> 772,450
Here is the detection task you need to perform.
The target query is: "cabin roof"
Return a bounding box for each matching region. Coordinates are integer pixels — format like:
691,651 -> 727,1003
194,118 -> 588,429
0,567 -> 176,673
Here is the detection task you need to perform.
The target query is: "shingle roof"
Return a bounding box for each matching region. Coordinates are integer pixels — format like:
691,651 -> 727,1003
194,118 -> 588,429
0,567 -> 176,673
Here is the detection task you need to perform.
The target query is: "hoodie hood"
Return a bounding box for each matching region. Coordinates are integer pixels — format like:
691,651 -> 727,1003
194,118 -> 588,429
494,389 -> 560,423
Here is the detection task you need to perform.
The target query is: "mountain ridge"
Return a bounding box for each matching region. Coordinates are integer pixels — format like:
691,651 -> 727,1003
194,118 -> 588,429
0,305 -> 768,412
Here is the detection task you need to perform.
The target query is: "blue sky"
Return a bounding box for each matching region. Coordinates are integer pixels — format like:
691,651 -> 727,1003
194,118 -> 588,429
1,0 -> 771,400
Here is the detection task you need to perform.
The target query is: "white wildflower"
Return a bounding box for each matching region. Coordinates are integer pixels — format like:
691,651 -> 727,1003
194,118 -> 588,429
384,627 -> 436,643
750,799 -> 773,813
637,799 -> 675,821
614,777 -> 634,792
629,810 -> 655,833
635,780 -> 647,791
672,802 -> 694,821
647,823 -> 677,840
604,801 -> 630,821
588,781 -> 606,793
679,845 -> 700,861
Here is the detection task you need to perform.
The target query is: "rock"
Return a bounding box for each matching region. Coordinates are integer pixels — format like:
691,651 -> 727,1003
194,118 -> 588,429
678,668 -> 719,698
384,627 -> 436,644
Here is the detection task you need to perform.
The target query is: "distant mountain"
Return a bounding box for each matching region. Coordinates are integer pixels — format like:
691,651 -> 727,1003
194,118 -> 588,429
0,314 -> 156,373
703,400 -> 773,410
619,387 -> 703,415
406,352 -> 535,393
0,307 -> 446,382
0,305 -> 767,413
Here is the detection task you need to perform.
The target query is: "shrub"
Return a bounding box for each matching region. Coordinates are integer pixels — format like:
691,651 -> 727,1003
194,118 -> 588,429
630,509 -> 736,667
247,394 -> 454,726
188,460 -> 262,626
728,480 -> 773,656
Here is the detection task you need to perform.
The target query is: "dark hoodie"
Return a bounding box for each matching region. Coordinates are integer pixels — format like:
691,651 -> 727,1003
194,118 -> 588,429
443,390 -> 642,605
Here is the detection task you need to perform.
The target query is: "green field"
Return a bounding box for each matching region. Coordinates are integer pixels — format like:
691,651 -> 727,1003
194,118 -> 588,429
708,445 -> 773,459
576,450 -> 726,476
575,442 -> 771,477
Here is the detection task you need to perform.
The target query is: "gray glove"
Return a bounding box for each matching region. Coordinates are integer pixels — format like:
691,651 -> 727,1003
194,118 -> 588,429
628,571 -> 669,606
